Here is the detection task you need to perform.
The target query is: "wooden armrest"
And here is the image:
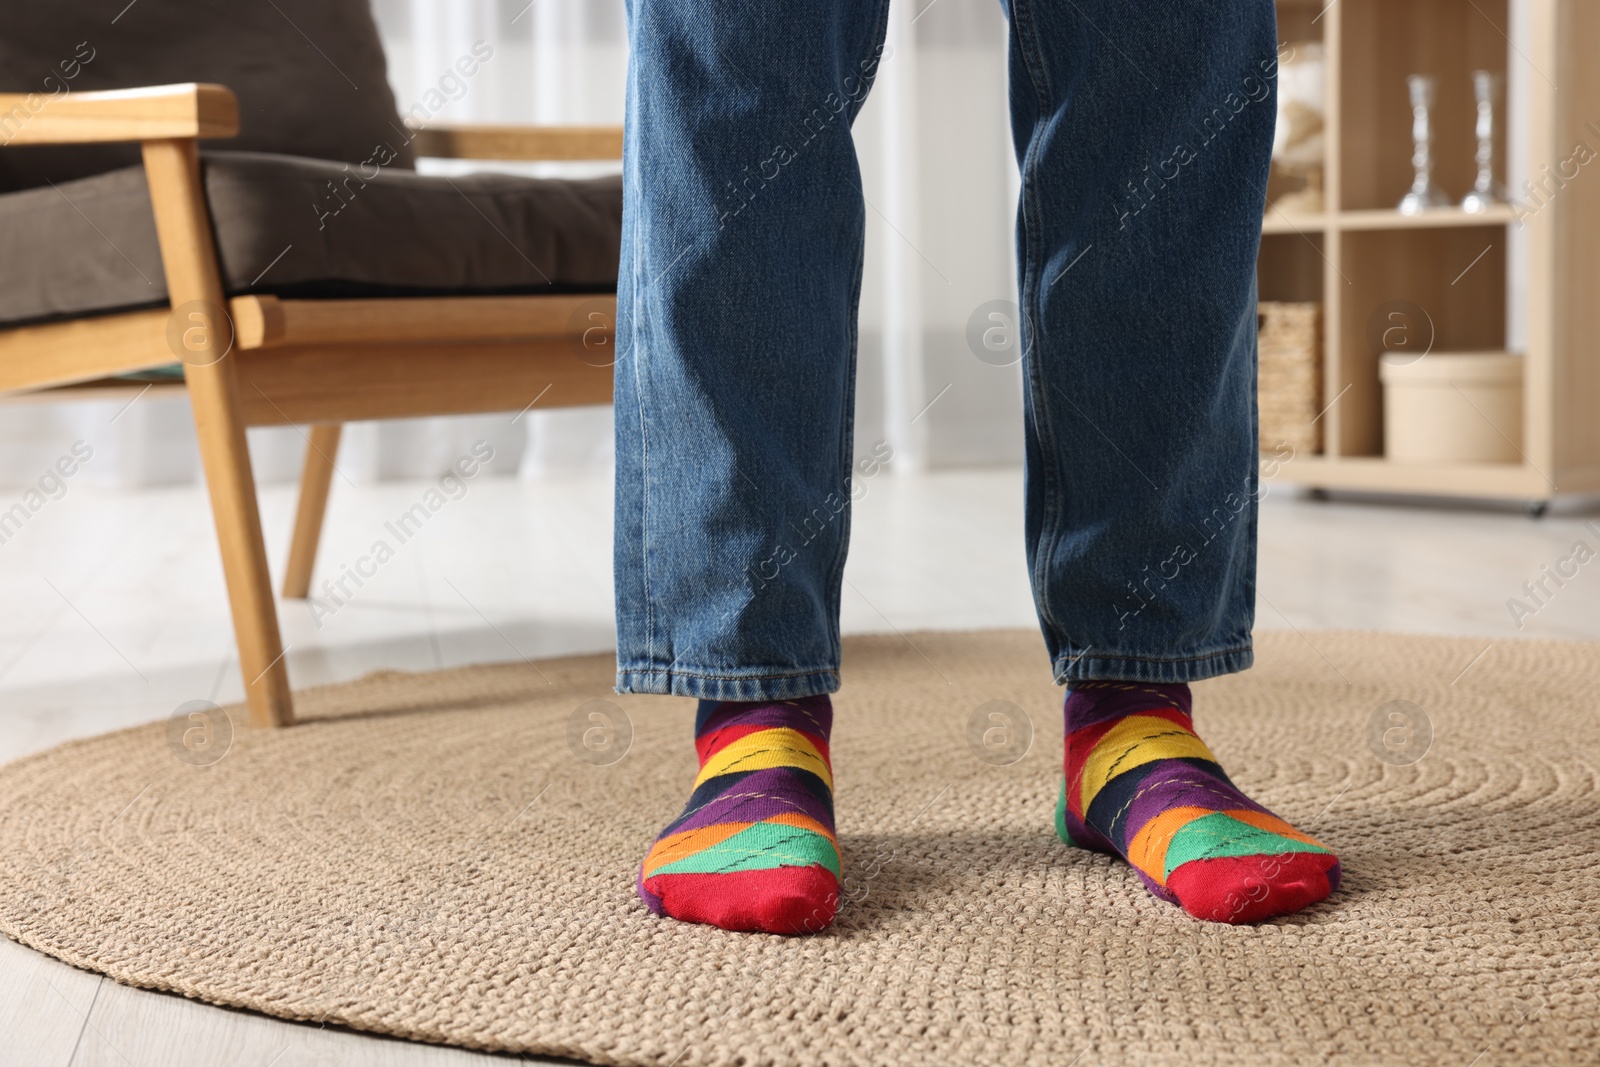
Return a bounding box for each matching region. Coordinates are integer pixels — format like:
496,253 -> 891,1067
407,122 -> 623,162
0,83 -> 238,146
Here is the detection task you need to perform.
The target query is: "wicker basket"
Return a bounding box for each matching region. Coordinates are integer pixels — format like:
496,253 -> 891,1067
1257,301 -> 1323,455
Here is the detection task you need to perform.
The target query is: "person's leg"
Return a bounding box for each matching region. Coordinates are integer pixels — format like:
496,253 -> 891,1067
616,0 -> 891,933
1003,0 -> 1340,922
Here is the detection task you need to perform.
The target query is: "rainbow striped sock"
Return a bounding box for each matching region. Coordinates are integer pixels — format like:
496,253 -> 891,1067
1057,682 -> 1340,923
638,696 -> 841,934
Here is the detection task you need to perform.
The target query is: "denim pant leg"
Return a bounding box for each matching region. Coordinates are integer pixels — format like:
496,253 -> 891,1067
1004,0 -> 1279,684
614,0 -> 893,700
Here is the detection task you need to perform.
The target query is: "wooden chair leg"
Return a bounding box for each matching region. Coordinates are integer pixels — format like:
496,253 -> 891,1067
282,423 -> 343,599
143,138 -> 294,728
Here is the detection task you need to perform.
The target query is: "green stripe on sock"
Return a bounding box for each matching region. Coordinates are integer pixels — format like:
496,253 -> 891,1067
1055,780 -> 1077,846
650,822 -> 842,879
1163,812 -> 1332,881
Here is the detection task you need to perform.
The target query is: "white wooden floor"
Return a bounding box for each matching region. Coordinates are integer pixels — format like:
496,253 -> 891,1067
2,468 -> 1598,1065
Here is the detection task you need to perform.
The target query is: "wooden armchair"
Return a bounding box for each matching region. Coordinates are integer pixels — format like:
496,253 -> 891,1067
0,84 -> 621,728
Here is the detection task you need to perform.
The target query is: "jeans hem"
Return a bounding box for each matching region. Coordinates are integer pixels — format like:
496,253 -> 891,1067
1055,644 -> 1253,685
615,667 -> 841,701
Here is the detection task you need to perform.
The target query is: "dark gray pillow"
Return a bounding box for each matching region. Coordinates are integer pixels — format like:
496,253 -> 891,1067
0,0 -> 414,191
0,153 -> 623,326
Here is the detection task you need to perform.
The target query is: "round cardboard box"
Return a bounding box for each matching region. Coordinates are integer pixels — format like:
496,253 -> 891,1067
1380,351 -> 1524,463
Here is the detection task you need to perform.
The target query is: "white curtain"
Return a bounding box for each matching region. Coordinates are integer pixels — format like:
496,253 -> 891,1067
0,0 -> 1022,490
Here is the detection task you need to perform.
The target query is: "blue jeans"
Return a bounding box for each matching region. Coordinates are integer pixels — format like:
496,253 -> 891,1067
615,0 -> 1278,700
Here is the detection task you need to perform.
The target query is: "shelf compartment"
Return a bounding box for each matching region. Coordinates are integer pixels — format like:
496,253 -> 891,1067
1258,231 -> 1326,304
1335,225 -> 1509,458
1273,0 -> 1327,46
1339,0 -> 1510,212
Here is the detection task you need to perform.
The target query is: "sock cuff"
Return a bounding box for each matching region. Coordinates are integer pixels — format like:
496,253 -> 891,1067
694,695 -> 834,739
1064,681 -> 1191,731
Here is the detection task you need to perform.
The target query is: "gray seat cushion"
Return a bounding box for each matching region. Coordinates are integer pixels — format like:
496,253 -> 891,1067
0,0 -> 413,191
0,150 -> 622,326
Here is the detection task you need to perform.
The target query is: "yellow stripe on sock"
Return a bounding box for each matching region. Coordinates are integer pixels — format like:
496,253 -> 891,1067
1079,714 -> 1218,812
693,728 -> 833,790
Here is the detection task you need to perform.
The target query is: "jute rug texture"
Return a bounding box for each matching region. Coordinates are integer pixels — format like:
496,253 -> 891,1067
0,630 -> 1595,1066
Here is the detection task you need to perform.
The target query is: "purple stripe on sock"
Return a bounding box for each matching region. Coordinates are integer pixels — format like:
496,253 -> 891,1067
1063,806 -> 1116,853
1131,862 -> 1180,903
698,696 -> 833,739
637,869 -> 665,915
1064,682 -> 1192,732
1113,766 -> 1271,849
666,766 -> 833,835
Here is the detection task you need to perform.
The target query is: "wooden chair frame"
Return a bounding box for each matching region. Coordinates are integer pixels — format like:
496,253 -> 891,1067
0,84 -> 621,728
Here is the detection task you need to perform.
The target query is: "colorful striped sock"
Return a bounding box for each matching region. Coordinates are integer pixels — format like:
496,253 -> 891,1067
638,696 -> 841,934
1057,682 -> 1340,923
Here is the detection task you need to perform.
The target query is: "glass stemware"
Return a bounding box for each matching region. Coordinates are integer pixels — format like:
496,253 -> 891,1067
1461,70 -> 1507,213
1398,75 -> 1451,214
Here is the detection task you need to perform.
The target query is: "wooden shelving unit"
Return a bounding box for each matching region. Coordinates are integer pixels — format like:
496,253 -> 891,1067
1260,0 -> 1600,504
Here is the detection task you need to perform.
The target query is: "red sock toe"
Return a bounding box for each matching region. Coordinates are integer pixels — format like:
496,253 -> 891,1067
1166,852 -> 1341,924
643,866 -> 839,935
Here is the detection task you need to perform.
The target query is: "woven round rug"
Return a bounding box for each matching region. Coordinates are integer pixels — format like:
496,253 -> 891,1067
0,629 -> 1596,1066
